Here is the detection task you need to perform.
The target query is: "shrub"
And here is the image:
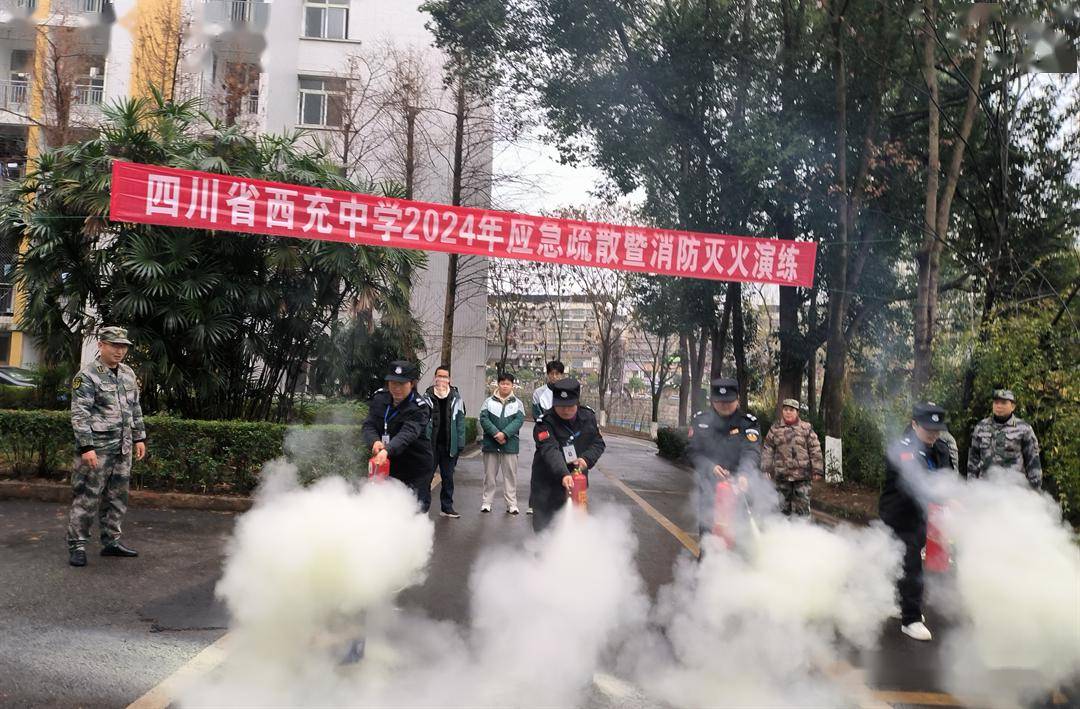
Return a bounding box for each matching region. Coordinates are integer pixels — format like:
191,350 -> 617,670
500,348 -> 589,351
291,398 -> 369,425
0,385 -> 37,410
840,402 -> 887,488
0,409 -> 370,495
656,426 -> 689,461
464,416 -> 478,447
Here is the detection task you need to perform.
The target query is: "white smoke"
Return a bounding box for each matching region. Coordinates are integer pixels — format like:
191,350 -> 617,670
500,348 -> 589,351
182,461 -> 435,706
627,517 -> 903,707
183,471 -> 646,708
920,469 -> 1080,707
464,505 -> 649,706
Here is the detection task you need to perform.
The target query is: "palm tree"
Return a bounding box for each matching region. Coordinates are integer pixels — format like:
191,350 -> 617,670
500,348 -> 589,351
7,90 -> 424,421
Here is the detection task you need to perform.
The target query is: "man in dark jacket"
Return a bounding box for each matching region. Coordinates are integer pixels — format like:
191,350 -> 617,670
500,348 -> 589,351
879,402 -> 955,642
530,378 -> 605,533
686,378 -> 762,539
424,364 -> 467,518
362,360 -> 433,507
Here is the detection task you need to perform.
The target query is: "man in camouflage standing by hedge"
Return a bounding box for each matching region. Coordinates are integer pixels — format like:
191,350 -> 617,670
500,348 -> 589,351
67,326 -> 147,567
967,389 -> 1042,489
760,399 -> 823,517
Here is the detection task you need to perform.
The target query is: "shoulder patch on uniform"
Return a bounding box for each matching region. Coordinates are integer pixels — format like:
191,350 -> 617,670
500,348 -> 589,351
95,364 -> 104,373
416,395 -> 431,407
746,429 -> 759,442
71,375 -> 83,391
745,413 -> 758,422
697,422 -> 710,428
538,430 -> 550,441
579,405 -> 595,412
535,414 -> 545,423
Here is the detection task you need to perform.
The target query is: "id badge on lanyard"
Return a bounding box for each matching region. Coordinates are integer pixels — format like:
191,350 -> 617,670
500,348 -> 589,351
383,398 -> 404,447
562,442 -> 578,465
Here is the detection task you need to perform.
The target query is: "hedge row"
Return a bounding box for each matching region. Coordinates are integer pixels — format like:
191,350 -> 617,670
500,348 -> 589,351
0,410 -> 479,496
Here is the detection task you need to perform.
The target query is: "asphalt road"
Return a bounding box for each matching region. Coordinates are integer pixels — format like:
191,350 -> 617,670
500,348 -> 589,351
0,424 -> 1072,708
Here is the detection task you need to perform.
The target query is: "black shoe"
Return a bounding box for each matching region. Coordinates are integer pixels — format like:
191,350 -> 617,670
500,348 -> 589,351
101,542 -> 138,557
440,509 -> 461,518
69,548 -> 87,567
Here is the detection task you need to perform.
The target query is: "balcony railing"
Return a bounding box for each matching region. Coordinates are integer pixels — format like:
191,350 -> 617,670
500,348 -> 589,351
73,83 -> 104,106
0,80 -> 29,110
204,0 -> 269,28
53,0 -> 108,12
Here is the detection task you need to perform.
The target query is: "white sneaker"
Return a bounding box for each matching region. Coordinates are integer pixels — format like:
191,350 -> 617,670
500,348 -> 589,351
507,506 -> 520,515
480,504 -> 491,513
526,507 -> 534,515
901,621 -> 932,641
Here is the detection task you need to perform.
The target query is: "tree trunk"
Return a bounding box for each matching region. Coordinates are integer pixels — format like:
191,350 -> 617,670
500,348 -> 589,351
777,286 -> 801,410
823,1 -> 849,437
691,325 -> 709,415
439,78 -> 468,366
806,287 -> 818,416
404,108 -> 417,200
913,6 -> 989,396
732,284 -> 748,410
678,332 -> 690,427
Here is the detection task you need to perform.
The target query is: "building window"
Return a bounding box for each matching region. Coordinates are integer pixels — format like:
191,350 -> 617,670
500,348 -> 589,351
0,331 -> 10,365
73,59 -> 106,106
297,76 -> 344,127
303,0 -> 348,40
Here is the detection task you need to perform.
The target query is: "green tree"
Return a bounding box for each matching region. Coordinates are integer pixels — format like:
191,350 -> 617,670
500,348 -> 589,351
5,93 -> 423,421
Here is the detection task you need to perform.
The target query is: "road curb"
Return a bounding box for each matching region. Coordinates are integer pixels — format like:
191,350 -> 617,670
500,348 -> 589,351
0,479 -> 252,512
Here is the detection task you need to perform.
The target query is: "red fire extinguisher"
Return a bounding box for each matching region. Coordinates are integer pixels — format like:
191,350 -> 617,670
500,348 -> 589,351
368,456 -> 390,480
711,479 -> 737,549
923,503 -> 951,572
570,466 -> 588,509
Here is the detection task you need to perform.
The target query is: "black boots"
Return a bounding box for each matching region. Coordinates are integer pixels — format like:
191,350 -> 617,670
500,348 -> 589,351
100,542 -> 139,557
69,547 -> 87,567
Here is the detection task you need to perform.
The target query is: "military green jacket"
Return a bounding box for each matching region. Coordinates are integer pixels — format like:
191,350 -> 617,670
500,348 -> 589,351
967,414 -> 1042,488
71,357 -> 146,455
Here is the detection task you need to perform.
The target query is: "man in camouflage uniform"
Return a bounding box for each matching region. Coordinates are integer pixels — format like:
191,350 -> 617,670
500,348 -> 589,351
67,326 -> 147,567
967,389 -> 1042,489
760,399 -> 823,516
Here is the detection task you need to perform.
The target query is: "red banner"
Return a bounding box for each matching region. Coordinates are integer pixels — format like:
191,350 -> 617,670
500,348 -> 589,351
109,161 -> 817,287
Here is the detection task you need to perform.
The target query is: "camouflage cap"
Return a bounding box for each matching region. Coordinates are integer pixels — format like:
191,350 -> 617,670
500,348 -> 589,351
782,398 -> 801,409
98,326 -> 132,345
992,389 -> 1016,402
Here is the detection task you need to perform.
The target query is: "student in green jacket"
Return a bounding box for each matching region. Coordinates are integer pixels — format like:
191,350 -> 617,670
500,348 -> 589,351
479,372 -> 526,514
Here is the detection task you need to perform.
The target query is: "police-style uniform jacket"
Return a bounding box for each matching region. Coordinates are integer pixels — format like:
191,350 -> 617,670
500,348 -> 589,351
361,389 -> 433,483
530,406 -> 605,516
71,356 -> 146,456
879,427 -> 953,533
967,414 -> 1042,488
686,407 -> 761,521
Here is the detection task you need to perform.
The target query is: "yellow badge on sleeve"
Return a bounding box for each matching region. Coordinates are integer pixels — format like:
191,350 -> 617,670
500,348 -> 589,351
746,431 -> 759,442
71,375 -> 83,391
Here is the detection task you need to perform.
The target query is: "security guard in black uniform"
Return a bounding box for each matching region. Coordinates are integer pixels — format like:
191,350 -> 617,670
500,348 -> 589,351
361,360 -> 434,508
530,378 -> 606,533
686,377 -> 762,538
879,402 -> 954,642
